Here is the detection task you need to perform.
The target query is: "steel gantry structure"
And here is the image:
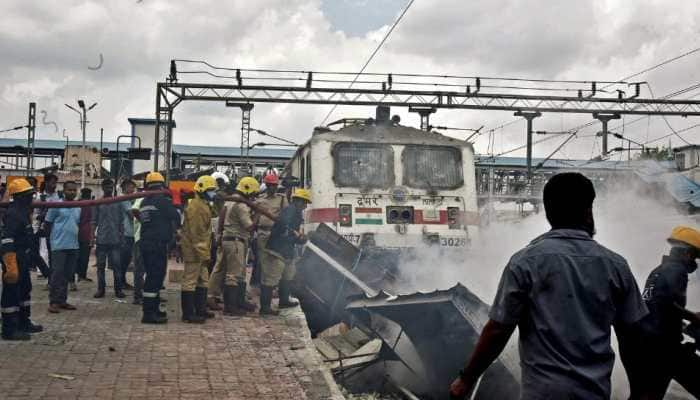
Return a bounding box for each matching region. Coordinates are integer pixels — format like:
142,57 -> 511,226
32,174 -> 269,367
153,60 -> 700,180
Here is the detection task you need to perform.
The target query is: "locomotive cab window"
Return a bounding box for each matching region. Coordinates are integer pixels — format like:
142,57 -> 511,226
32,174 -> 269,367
333,142 -> 394,188
402,145 -> 463,189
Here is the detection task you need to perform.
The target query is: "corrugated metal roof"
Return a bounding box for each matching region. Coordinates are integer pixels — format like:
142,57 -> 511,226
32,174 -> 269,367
0,138 -> 295,159
475,156 -> 637,170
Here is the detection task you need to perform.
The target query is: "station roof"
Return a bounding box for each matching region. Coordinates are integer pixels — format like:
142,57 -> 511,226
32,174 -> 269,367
0,138 -> 296,159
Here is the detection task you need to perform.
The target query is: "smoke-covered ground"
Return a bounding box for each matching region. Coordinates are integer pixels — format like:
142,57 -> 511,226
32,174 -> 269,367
393,181 -> 699,399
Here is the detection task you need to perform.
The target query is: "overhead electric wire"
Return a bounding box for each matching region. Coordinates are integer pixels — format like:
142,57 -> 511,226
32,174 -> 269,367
644,82 -> 693,145
174,59 -> 628,85
319,0 -> 414,125
481,45 -> 700,146
0,125 -> 27,134
599,45 -> 700,90
177,70 -> 606,93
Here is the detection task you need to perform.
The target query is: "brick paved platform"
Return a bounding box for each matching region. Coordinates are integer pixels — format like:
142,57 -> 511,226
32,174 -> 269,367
0,266 -> 344,400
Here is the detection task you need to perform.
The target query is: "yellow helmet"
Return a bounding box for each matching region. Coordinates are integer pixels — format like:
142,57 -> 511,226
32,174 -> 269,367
8,178 -> 34,196
194,175 -> 217,193
145,172 -> 165,184
292,188 -> 312,203
236,176 -> 260,195
668,226 -> 700,250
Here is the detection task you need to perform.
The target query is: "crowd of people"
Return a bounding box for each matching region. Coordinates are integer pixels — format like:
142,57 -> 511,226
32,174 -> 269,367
2,169 -> 698,399
0,169 -> 311,336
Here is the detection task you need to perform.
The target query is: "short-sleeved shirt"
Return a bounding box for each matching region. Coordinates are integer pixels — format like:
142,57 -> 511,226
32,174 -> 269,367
46,204 -> 81,251
266,205 -> 304,260
489,229 -> 648,400
221,201 -> 254,240
92,200 -> 125,245
640,255 -> 689,345
122,200 -> 134,238
132,198 -> 143,243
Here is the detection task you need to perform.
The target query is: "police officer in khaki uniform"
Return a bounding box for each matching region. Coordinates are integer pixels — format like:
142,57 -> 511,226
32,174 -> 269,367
260,188 -> 311,315
217,176 -> 259,316
255,174 -> 287,288
179,175 -> 218,323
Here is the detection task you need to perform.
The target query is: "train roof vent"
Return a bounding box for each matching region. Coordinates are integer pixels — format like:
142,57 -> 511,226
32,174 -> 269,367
313,126 -> 332,135
376,106 -> 390,124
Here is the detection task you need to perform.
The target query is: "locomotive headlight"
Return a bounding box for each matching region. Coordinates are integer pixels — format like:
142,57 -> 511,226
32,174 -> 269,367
447,207 -> 460,229
339,204 -> 352,227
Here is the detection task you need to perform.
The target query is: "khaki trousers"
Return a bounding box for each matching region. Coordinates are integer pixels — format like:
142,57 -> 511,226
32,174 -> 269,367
182,259 -> 209,292
261,249 -> 296,287
207,239 -> 247,296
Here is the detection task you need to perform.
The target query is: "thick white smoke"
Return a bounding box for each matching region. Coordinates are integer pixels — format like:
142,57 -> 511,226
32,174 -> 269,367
392,178 -> 699,399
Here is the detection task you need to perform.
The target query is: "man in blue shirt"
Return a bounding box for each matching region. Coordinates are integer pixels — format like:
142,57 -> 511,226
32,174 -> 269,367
43,181 -> 80,313
449,172 -> 648,400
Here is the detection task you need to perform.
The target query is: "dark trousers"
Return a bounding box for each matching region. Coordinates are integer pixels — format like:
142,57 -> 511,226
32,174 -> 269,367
209,233 -> 217,274
95,244 -> 122,292
49,249 -> 78,305
140,239 -> 168,299
629,340 -> 700,399
1,252 -> 32,332
133,241 -> 145,300
31,235 -> 51,278
75,241 -> 91,281
120,236 -> 134,286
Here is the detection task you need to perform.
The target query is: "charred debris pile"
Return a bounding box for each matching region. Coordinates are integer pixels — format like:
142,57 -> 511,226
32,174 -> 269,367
291,223 -> 520,399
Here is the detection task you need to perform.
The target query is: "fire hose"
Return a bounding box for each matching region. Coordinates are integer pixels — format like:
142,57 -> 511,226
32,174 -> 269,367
223,194 -> 377,296
0,189 -> 170,209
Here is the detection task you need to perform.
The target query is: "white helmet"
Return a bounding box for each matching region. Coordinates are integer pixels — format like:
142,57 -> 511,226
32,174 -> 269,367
211,171 -> 230,184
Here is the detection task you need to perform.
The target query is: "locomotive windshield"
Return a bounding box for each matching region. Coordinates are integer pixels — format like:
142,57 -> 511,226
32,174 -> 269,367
333,142 -> 395,188
402,145 -> 463,189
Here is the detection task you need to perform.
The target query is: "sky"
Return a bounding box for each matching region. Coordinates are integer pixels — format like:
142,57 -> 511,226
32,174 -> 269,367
2,0 -> 700,161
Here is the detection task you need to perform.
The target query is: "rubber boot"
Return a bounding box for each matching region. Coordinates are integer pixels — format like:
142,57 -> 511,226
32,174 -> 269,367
1,313 -> 31,341
141,297 -> 168,324
207,296 -> 223,311
259,286 -> 280,316
278,280 -> 299,309
156,294 -> 168,318
223,285 -> 245,316
195,287 -> 215,319
181,291 -> 205,324
18,306 -> 43,333
238,282 -> 257,312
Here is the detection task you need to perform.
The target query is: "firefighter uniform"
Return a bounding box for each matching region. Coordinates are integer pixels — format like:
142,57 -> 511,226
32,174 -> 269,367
139,172 -> 181,324
255,189 -> 287,285
218,177 -> 259,316
180,176 -> 216,323
631,226 -> 700,399
1,179 -> 42,340
260,188 -> 311,315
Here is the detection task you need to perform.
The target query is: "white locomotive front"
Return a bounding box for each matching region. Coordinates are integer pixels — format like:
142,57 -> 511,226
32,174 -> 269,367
285,114 -> 479,250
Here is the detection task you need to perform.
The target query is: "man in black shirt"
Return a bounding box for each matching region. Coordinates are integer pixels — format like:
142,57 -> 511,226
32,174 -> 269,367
261,188 -> 311,315
635,225 -> 700,399
136,172 -> 180,324
1,179 -> 43,340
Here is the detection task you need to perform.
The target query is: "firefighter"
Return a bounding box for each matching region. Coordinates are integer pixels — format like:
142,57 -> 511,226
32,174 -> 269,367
1,178 -> 43,340
218,176 -> 258,316
255,174 -> 287,289
179,175 -> 217,323
205,172 -> 230,311
260,188 -> 311,315
136,172 -> 180,324
630,226 -> 700,399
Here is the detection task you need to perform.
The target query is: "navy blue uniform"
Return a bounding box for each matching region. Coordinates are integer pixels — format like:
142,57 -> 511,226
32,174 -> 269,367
635,254 -> 700,399
266,205 -> 303,260
1,203 -> 35,334
138,193 -> 180,304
